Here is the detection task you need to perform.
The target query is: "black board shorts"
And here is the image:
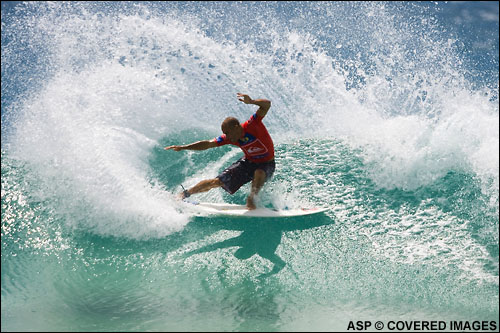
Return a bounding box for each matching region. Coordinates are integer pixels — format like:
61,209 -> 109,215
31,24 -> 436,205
217,158 -> 275,195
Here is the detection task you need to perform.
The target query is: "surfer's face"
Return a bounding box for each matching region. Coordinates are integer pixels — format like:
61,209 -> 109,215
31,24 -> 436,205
222,124 -> 243,143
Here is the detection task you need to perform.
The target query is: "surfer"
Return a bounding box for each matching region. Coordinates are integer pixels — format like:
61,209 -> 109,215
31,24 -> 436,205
164,93 -> 275,210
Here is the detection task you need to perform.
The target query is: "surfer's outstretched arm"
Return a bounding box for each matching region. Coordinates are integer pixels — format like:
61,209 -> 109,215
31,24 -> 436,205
237,93 -> 271,118
164,140 -> 217,151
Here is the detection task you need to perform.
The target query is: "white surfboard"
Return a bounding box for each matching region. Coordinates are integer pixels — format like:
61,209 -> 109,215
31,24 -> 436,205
184,201 -> 329,218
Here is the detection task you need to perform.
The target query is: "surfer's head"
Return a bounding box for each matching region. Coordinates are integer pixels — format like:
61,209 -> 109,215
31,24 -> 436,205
221,117 -> 243,143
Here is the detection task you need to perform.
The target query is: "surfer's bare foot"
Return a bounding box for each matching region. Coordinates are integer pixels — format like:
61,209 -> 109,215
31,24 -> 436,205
177,190 -> 190,200
246,196 -> 256,210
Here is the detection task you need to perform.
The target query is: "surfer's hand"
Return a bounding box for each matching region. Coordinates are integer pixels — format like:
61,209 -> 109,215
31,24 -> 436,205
237,93 -> 253,104
164,145 -> 183,151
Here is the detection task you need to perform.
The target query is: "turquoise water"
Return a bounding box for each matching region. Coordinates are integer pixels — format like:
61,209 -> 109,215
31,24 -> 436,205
2,2 -> 498,331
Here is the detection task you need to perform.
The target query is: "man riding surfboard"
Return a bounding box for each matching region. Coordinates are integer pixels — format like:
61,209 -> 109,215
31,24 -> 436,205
164,93 -> 274,210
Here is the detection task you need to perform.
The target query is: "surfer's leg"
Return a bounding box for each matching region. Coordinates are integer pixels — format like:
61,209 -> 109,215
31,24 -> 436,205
182,178 -> 222,198
252,169 -> 267,193
246,160 -> 275,209
247,169 -> 266,210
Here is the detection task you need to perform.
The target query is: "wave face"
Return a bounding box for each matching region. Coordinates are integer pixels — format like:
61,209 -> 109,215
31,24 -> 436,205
2,2 -> 498,331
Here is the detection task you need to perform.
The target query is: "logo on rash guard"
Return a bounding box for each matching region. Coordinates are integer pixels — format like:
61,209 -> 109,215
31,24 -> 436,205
248,147 -> 264,153
241,139 -> 268,156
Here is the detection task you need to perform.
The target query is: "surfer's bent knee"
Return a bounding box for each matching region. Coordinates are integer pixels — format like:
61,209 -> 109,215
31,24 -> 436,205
212,178 -> 223,187
254,169 -> 266,180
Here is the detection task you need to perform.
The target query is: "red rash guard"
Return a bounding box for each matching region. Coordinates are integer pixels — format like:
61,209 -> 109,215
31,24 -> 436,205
214,113 -> 274,163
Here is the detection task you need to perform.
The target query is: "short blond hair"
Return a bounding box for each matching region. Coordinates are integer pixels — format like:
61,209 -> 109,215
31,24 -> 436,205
221,117 -> 240,131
